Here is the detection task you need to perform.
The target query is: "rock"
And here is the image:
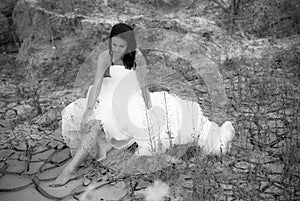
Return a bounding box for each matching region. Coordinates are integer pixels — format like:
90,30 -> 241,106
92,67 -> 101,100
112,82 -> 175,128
5,159 -> 26,174
27,139 -> 38,147
0,44 -> 6,52
4,109 -> 17,119
0,143 -> 8,150
0,82 -> 16,96
13,152 -> 28,161
0,101 -> 6,108
48,139 -> 65,149
264,185 -> 283,195
0,162 -> 6,170
82,177 -> 91,186
6,102 -> 17,108
0,0 -> 19,53
13,142 -> 27,151
13,104 -> 34,117
51,128 -> 64,141
30,134 -> 40,140
0,120 -> 9,132
182,180 -> 193,189
35,108 -> 60,127
0,14 -> 9,34
0,0 -> 17,15
5,42 -> 18,53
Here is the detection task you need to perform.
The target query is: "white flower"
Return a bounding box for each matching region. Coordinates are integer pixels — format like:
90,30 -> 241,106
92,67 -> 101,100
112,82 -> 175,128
79,183 -> 98,201
144,180 -> 169,201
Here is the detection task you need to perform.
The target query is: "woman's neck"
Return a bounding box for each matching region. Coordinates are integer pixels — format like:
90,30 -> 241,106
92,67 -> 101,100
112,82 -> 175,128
112,55 -> 123,66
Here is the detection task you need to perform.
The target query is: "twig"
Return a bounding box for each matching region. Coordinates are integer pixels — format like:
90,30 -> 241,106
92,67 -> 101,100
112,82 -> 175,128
163,92 -> 173,149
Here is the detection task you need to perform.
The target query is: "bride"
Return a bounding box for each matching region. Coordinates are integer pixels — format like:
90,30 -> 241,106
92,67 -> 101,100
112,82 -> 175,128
49,23 -> 235,187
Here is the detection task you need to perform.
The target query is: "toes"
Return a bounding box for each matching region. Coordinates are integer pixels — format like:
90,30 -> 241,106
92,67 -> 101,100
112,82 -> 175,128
48,180 -> 68,187
48,176 -> 77,187
48,178 -> 67,187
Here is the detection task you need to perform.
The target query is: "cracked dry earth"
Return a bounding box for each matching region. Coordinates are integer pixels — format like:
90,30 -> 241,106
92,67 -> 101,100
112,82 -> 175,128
0,140 -> 131,201
0,55 -> 130,201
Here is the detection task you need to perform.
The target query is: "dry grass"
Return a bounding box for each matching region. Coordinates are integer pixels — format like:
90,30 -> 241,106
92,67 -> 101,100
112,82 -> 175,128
103,47 -> 299,200
162,48 -> 300,200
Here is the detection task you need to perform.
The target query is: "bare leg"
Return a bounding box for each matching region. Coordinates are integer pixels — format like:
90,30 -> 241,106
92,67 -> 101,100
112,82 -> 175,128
49,146 -> 89,187
50,120 -> 104,187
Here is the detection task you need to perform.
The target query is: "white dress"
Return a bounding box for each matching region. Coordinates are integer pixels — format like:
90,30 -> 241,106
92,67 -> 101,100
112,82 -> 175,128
61,65 -> 235,159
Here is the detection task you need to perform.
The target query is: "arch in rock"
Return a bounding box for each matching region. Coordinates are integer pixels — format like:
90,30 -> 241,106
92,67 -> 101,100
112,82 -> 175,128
135,28 -> 228,126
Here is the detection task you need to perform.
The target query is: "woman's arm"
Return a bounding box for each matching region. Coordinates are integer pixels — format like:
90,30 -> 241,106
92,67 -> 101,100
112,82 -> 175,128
135,49 -> 152,110
85,51 -> 110,114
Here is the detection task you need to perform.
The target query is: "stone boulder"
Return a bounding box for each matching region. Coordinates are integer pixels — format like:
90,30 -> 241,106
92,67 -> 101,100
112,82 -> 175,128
0,13 -> 9,32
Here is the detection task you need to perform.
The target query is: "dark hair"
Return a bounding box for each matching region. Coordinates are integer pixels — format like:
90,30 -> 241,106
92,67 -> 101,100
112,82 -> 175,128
109,23 -> 137,70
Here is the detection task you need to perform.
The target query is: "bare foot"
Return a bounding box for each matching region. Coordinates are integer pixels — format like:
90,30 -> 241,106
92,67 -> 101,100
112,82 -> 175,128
49,166 -> 77,187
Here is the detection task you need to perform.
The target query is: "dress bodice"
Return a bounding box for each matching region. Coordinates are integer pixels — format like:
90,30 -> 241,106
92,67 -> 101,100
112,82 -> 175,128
101,65 -> 139,96
93,64 -> 142,141
107,65 -> 131,82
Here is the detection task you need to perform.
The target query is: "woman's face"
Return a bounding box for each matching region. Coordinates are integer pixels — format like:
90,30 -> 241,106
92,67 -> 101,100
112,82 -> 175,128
111,36 -> 128,58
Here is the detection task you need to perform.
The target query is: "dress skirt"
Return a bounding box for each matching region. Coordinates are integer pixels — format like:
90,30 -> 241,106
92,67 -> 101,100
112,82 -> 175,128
60,65 -> 235,159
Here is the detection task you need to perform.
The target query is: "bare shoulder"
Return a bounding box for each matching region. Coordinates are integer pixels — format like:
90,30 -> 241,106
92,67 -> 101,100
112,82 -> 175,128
98,49 -> 110,62
97,50 -> 111,72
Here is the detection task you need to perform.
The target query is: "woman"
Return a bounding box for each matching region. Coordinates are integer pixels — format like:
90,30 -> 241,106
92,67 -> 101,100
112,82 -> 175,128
50,23 -> 151,187
50,23 -> 235,187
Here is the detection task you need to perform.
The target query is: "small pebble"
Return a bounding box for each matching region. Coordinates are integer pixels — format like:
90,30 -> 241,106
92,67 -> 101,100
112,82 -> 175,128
83,177 -> 91,186
30,134 -> 40,140
5,109 -> 17,119
6,102 -> 18,108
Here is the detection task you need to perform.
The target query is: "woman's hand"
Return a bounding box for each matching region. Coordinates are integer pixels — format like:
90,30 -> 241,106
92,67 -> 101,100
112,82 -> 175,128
145,97 -> 152,110
80,109 -> 92,133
